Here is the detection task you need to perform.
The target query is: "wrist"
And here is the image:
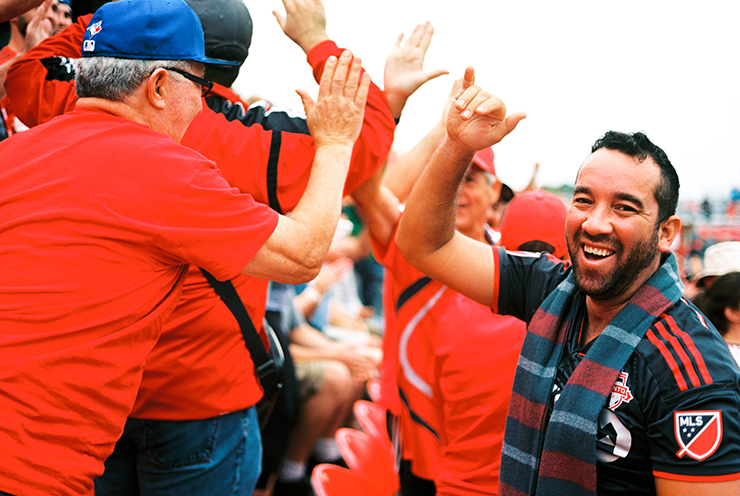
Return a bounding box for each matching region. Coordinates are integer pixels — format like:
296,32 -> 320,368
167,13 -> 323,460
382,88 -> 409,120
301,286 -> 322,306
298,32 -> 330,55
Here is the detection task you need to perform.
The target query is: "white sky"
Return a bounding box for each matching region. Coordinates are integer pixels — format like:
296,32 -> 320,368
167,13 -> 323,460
236,0 -> 740,202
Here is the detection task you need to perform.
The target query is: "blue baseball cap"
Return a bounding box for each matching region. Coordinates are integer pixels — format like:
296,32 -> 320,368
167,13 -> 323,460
81,0 -> 238,66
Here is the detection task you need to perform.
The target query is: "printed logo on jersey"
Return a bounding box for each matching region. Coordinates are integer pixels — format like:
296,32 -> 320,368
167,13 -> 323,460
674,410 -> 723,461
608,371 -> 634,411
597,409 -> 632,463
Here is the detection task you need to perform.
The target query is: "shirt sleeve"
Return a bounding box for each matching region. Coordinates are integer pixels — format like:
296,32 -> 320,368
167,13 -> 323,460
306,40 -> 396,196
150,162 -> 278,282
496,248 -> 571,323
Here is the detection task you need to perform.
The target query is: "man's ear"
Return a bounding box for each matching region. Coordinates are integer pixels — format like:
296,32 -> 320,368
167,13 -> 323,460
147,68 -> 168,110
658,215 -> 681,252
725,305 -> 740,325
490,179 -> 503,206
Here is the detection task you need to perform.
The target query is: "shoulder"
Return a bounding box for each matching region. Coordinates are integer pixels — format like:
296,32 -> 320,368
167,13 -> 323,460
634,297 -> 740,396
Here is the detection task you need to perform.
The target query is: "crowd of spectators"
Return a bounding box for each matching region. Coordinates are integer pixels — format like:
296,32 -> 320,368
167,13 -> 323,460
2,1 -> 740,496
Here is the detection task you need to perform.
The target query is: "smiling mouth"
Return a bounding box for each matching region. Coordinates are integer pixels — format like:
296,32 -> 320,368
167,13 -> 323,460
583,245 -> 615,260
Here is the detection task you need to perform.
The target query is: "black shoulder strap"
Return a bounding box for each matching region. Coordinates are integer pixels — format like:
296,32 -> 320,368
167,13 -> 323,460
266,131 -> 283,214
396,276 -> 432,312
199,269 -> 277,384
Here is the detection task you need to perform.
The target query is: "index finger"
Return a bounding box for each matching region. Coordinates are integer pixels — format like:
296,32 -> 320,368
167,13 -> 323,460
317,54 -> 339,99
330,50 -> 354,96
455,66 -> 475,100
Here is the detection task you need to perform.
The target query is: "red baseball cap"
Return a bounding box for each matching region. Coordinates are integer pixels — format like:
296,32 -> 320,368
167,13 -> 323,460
499,190 -> 568,259
471,147 -> 495,176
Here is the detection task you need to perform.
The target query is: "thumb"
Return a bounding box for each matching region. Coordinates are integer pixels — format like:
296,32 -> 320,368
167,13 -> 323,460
272,11 -> 286,33
295,89 -> 315,116
500,111 -> 527,137
423,68 -> 450,84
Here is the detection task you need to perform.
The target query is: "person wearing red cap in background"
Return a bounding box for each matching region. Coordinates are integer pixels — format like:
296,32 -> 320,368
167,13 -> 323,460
499,190 -> 570,260
352,80 -> 568,495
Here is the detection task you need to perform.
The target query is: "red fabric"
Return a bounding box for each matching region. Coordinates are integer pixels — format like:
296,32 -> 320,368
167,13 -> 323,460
5,20 -> 394,421
5,14 -> 86,127
374,224 -> 526,495
0,107 -> 278,496
0,45 -> 16,64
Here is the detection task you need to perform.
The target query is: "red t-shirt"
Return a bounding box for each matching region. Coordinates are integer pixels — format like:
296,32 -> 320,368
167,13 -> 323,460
5,16 -> 395,420
375,225 -> 526,495
0,108 -> 278,496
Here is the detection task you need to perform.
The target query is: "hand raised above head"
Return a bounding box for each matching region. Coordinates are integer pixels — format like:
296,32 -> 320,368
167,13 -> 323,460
383,21 -> 448,117
273,0 -> 329,54
446,66 -> 526,152
22,0 -> 54,52
296,50 -> 371,149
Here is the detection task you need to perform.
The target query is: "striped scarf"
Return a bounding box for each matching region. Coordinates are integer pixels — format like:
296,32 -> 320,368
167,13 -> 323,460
499,253 -> 684,496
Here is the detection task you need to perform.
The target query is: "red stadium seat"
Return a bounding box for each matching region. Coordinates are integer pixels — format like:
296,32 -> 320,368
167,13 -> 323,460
335,428 -> 399,496
366,377 -> 383,404
311,463 -> 372,496
353,399 -> 392,451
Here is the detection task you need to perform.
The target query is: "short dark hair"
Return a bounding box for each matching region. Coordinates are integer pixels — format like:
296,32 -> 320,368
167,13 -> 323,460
591,131 -> 680,223
698,271 -> 740,335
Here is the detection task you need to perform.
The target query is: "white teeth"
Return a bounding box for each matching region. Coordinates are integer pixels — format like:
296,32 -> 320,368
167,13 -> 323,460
584,246 -> 613,257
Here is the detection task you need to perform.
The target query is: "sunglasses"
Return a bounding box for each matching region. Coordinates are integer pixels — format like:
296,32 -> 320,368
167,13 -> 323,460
161,66 -> 213,97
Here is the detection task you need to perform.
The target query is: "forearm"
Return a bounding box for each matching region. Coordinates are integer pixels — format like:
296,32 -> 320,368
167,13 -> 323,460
294,285 -> 324,319
290,323 -> 335,348
396,135 -> 474,264
655,478 -> 740,496
383,120 -> 446,203
0,0 -> 44,22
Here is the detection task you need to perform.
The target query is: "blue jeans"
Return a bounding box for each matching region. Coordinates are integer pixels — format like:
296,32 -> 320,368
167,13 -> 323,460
95,407 -> 262,496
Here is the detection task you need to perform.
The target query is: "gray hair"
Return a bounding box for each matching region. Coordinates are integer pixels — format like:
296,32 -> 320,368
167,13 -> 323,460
74,58 -> 195,101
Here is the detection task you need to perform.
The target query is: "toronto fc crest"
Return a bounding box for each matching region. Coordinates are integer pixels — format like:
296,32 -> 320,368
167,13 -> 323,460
608,371 -> 634,411
674,410 -> 723,461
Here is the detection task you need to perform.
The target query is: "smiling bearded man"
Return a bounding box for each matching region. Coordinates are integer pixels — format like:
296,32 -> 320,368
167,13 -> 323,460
393,67 -> 740,496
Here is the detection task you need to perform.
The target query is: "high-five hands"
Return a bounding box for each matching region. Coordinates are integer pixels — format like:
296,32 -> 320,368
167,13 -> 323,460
273,0 -> 329,54
296,51 -> 371,149
383,21 -> 448,117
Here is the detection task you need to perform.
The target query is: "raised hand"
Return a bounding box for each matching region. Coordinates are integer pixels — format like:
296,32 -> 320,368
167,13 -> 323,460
273,0 -> 330,54
297,50 -> 371,149
22,0 -> 54,52
446,66 -> 526,151
383,21 -> 448,118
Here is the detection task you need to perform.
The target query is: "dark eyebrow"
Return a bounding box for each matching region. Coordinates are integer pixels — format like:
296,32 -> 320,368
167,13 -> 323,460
573,185 -> 645,210
614,192 -> 645,210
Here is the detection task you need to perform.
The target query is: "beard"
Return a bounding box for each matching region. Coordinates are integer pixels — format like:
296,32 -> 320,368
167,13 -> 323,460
567,225 -> 660,301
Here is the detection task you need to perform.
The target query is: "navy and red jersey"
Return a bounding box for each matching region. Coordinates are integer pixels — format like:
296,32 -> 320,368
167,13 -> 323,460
495,247 -> 740,495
